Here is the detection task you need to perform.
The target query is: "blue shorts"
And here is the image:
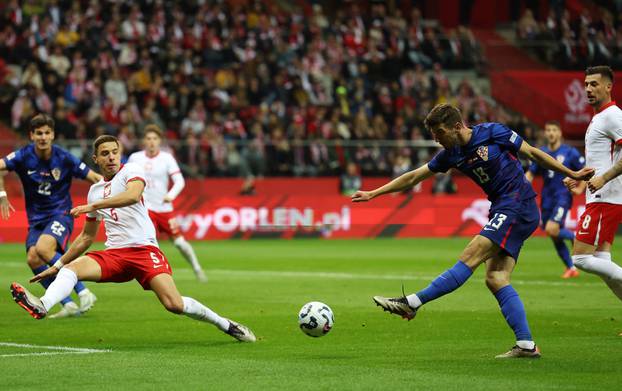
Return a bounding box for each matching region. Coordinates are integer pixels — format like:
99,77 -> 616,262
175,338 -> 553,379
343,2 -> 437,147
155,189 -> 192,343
25,214 -> 74,254
479,197 -> 540,260
541,203 -> 570,228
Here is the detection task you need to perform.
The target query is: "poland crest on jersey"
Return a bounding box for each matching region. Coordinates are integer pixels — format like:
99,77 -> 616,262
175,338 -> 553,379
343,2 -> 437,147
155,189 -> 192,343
103,183 -> 111,198
476,146 -> 489,161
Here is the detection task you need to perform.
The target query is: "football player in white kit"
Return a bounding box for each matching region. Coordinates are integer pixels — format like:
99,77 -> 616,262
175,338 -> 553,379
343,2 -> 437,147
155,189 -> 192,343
10,135 -> 255,342
128,125 -> 206,282
564,66 -> 622,303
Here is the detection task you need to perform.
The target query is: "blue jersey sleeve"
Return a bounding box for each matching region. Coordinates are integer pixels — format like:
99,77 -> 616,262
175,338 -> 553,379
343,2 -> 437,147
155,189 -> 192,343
2,149 -> 24,172
528,160 -> 539,175
569,148 -> 585,171
428,150 -> 452,173
491,123 -> 523,153
67,153 -> 90,179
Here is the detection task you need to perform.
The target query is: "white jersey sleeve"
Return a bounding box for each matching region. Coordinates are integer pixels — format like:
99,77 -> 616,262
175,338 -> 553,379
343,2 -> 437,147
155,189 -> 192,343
86,185 -> 102,221
167,154 -> 181,176
585,104 -> 622,204
121,161 -> 147,185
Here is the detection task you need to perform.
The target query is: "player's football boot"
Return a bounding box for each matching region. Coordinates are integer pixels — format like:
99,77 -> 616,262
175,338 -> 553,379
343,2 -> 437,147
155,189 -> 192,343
225,319 -> 256,342
373,295 -> 417,320
10,282 -> 47,319
561,268 -> 580,279
48,301 -> 81,319
78,290 -> 97,313
495,345 -> 541,359
195,269 -> 208,283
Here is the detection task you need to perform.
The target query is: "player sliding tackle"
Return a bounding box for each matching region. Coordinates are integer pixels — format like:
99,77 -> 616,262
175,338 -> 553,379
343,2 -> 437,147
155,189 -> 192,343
352,104 -> 594,358
10,135 -> 255,342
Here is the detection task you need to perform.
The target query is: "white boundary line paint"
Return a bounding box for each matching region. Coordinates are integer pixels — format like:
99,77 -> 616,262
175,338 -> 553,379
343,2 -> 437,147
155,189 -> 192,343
5,262 -> 601,287
199,269 -> 602,288
0,342 -> 111,358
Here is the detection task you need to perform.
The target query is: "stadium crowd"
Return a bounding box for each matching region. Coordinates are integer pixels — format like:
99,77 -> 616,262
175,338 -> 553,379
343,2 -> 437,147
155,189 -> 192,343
1,0 -> 536,179
516,2 -> 622,69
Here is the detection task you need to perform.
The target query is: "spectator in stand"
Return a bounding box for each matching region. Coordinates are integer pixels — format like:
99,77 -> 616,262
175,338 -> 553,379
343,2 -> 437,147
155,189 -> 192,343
0,0 -> 515,178
340,162 -> 362,196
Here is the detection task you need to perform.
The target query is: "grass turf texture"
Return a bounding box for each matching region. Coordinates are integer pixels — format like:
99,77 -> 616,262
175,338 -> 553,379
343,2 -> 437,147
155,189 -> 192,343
0,238 -> 621,390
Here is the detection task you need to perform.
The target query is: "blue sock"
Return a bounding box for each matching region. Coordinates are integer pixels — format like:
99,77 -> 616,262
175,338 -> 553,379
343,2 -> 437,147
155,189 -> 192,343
416,261 -> 473,304
558,228 -> 574,241
494,285 -> 533,341
32,265 -> 73,306
553,239 -> 573,269
48,252 -> 87,294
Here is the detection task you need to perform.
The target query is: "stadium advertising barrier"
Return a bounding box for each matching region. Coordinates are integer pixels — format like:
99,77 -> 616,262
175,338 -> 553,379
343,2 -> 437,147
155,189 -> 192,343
491,70 -> 620,138
0,178 -> 585,242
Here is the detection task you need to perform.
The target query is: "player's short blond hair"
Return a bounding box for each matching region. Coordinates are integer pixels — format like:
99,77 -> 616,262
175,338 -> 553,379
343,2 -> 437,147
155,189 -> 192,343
144,124 -> 163,139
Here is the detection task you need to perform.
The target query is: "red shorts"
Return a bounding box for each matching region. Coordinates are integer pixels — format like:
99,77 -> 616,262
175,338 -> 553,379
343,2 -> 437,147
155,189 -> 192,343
148,210 -> 180,237
86,245 -> 172,290
576,203 -> 622,246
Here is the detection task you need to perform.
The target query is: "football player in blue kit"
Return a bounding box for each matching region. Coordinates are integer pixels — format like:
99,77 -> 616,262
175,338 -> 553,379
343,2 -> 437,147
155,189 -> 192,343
0,114 -> 101,318
526,121 -> 585,279
352,104 -> 594,358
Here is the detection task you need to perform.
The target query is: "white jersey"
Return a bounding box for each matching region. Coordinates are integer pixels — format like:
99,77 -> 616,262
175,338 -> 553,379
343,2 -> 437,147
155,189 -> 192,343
86,163 -> 158,249
128,150 -> 182,213
585,102 -> 622,205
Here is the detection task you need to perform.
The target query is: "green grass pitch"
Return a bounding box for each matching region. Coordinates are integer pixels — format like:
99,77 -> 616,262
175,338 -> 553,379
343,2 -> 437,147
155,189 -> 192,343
0,238 -> 621,390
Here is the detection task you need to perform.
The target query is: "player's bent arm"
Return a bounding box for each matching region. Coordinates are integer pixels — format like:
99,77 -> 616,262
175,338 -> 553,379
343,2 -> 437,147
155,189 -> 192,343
92,180 -> 145,209
86,169 -> 103,184
55,218 -> 100,268
519,142 -> 593,180
352,164 -> 435,202
71,180 -> 145,217
600,158 -> 622,184
166,172 -> 185,201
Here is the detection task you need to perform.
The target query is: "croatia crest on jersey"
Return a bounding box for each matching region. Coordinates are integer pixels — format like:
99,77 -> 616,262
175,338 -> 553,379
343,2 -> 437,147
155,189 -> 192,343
476,146 -> 489,161
51,167 -> 61,181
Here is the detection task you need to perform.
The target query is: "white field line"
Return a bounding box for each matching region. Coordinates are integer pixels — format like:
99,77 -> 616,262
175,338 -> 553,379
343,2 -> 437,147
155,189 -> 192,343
0,342 -> 111,358
3,262 -> 601,287
203,269 -> 601,288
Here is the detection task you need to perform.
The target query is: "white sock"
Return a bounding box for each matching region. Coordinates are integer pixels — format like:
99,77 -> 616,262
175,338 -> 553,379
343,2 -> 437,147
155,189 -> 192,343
516,340 -> 536,350
182,296 -> 229,331
40,268 -> 78,312
406,294 -> 422,309
594,251 -> 612,261
174,237 -> 202,273
594,251 -> 622,301
78,288 -> 92,298
572,254 -> 622,281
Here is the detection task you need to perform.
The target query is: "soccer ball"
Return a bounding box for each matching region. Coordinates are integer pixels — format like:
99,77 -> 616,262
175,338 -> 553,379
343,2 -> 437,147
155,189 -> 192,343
298,301 -> 334,337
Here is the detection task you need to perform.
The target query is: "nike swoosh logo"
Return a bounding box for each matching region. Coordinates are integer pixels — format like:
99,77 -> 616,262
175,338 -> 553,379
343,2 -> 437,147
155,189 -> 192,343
153,264 -> 164,269
27,170 -> 36,175
483,227 -> 496,231
578,231 -> 589,235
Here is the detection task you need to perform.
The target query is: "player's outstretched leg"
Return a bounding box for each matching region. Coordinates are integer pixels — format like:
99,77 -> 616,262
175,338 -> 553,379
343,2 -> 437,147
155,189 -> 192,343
150,274 -> 255,342
10,282 -> 47,319
173,236 -> 207,283
374,260 -> 473,320
27,246 -> 80,318
573,253 -> 622,301
487,255 -> 540,359
48,252 -> 97,313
